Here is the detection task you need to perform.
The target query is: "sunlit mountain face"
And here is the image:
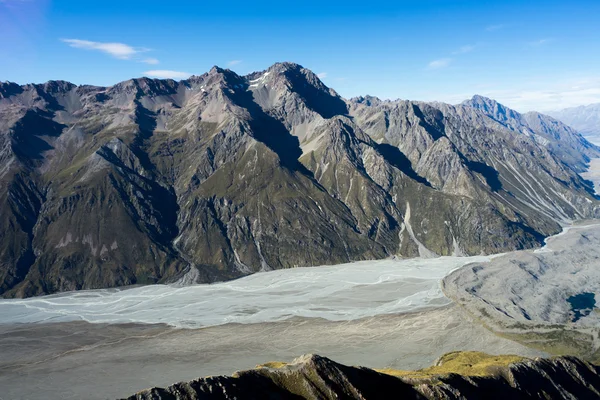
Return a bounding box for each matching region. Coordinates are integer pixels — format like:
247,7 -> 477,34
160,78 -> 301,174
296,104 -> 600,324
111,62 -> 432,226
1,65 -> 598,299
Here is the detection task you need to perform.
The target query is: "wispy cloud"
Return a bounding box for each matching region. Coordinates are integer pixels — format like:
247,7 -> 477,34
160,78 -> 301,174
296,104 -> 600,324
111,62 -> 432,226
227,60 -> 242,66
317,72 -> 328,79
142,58 -> 159,65
423,76 -> 600,112
143,70 -> 192,80
496,90 -> 599,111
61,39 -> 156,62
486,24 -> 505,31
427,58 -> 452,70
453,45 -> 475,55
486,79 -> 600,111
429,45 -> 474,72
528,38 -> 552,46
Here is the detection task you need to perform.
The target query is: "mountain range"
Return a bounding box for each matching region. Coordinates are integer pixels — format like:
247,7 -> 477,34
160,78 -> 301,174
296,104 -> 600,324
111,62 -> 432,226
548,103 -> 600,145
1,62 -> 599,298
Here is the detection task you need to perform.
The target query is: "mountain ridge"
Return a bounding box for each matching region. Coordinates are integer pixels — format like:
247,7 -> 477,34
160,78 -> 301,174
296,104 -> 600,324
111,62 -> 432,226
1,62 -> 599,297
126,352 -> 600,400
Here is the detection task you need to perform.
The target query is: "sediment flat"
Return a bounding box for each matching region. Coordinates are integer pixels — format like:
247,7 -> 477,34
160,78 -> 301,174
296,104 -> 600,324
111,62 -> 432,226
444,220 -> 600,328
582,158 -> 600,195
0,305 -> 544,400
443,220 -> 600,360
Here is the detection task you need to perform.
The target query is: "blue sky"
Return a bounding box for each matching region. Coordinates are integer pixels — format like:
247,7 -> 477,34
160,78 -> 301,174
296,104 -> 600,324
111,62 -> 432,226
1,0 -> 599,111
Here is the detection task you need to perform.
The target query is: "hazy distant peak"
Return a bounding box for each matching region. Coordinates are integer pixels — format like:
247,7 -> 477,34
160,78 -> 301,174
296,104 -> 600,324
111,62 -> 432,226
548,102 -> 600,138
462,94 -> 521,122
463,94 -> 501,110
552,102 -> 600,113
469,94 -> 495,103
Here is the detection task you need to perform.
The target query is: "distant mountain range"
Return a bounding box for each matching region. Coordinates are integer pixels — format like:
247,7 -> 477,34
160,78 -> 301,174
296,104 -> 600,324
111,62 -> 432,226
1,62 -> 599,298
548,103 -> 600,145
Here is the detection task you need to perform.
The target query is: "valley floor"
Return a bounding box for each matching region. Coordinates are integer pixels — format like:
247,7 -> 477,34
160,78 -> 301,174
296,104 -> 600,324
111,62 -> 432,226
0,305 -> 543,400
2,182 -> 599,399
582,157 -> 600,195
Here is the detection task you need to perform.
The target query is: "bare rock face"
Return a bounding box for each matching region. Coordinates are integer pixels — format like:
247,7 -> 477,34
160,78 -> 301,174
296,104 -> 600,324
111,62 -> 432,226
1,63 -> 599,297
125,353 -> 600,400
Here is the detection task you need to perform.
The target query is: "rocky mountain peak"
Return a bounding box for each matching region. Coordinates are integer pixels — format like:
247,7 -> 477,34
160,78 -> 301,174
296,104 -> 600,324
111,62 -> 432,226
209,65 -> 224,74
350,95 -> 384,107
108,77 -> 179,99
462,95 -> 520,121
186,66 -> 245,92
245,62 -> 311,86
467,94 -> 496,106
41,80 -> 77,94
459,93 -> 600,170
0,81 -> 24,99
268,61 -> 304,73
244,61 -> 347,119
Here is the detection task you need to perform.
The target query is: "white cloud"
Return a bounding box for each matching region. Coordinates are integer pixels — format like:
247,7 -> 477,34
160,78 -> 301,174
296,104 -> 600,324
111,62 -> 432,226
453,45 -> 475,55
227,60 -> 242,66
427,58 -> 452,70
61,39 -> 152,60
142,58 -> 159,65
143,70 -> 192,80
317,72 -> 328,79
486,24 -> 505,31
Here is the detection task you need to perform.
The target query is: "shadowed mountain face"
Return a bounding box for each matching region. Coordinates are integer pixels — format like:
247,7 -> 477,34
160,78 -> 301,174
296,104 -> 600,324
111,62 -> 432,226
126,353 -> 600,400
1,62 -> 599,297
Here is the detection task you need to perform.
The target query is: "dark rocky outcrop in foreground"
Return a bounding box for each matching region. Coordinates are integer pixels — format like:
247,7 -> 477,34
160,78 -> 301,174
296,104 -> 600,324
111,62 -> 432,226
2,62 -> 599,297
126,353 -> 600,400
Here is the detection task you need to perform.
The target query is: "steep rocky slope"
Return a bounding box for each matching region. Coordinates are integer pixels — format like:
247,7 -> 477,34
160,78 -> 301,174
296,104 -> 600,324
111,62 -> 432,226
126,352 -> 600,400
1,62 -> 599,297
